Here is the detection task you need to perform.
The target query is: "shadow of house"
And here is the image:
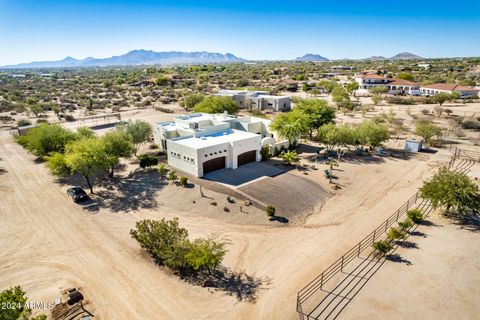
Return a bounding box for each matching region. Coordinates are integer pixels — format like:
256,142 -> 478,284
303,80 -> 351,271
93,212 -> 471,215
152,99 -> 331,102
182,267 -> 270,303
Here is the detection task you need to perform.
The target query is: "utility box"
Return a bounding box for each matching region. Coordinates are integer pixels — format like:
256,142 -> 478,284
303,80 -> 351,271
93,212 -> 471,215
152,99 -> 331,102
404,139 -> 423,152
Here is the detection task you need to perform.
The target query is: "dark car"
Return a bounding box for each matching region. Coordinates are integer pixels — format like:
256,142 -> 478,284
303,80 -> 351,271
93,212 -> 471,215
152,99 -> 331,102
67,187 -> 88,202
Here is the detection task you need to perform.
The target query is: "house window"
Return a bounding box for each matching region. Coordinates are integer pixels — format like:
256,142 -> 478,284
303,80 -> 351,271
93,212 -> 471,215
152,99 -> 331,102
224,150 -> 227,152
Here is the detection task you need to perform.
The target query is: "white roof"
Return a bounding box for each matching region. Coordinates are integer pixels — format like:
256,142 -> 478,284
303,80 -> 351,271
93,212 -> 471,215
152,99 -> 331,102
171,129 -> 258,149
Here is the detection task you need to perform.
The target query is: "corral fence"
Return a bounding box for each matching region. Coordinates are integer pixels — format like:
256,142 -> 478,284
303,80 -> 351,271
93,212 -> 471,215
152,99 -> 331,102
296,148 -> 479,319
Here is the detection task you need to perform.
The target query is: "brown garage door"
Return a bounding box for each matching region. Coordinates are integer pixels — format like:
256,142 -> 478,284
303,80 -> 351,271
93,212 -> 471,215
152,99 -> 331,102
203,156 -> 226,174
237,150 -> 257,166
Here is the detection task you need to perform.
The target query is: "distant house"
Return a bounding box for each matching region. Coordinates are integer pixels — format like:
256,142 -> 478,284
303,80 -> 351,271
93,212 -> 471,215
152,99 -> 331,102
153,113 -> 290,177
354,73 -> 420,95
216,90 -> 291,112
419,84 -> 479,97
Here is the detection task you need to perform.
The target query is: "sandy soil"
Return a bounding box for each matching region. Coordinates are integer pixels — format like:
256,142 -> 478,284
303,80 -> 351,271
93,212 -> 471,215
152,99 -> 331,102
341,208 -> 480,320
1,105 -> 479,319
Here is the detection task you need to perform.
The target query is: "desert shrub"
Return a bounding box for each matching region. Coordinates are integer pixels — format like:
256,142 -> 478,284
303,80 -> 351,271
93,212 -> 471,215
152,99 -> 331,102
149,143 -> 159,149
444,108 -> 453,115
280,150 -> 299,165
261,145 -> 270,161
64,114 -> 76,122
461,118 -> 480,130
372,240 -> 392,256
156,106 -> 174,113
407,209 -> 424,223
266,205 -> 276,218
386,96 -> 416,105
387,227 -> 406,241
168,170 -> 177,181
16,119 -> 31,127
138,154 -> 158,168
398,218 -> 414,231
179,176 -> 188,187
420,109 -> 429,115
130,218 -> 228,274
158,162 -> 166,177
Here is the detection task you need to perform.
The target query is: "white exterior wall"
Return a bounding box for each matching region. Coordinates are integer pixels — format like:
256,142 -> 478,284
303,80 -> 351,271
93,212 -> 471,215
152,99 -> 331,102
166,140 -> 201,176
196,142 -> 231,177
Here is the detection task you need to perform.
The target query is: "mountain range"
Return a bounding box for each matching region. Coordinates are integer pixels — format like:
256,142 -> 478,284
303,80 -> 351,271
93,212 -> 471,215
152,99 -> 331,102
295,54 -> 329,62
1,50 -> 243,68
364,52 -> 423,61
1,50 -> 426,68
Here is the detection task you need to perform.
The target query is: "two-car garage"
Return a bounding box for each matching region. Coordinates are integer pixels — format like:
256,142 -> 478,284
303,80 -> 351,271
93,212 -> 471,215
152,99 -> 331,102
237,150 -> 257,166
202,150 -> 257,175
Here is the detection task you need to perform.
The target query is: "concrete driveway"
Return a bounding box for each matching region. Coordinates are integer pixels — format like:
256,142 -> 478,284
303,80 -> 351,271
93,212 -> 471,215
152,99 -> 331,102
203,162 -> 285,187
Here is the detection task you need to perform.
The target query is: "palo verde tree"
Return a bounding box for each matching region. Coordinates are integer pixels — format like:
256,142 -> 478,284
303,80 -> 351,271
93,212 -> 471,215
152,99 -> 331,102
48,138 -> 110,193
420,167 -> 479,215
415,120 -> 442,145
130,218 -> 228,275
269,112 -> 306,146
101,129 -> 134,177
355,120 -> 390,148
16,124 -> 76,158
193,96 -> 238,114
294,98 -> 336,139
117,120 -> 152,156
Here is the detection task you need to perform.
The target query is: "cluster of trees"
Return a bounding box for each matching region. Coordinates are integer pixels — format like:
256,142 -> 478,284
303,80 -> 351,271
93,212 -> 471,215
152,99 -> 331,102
0,286 -> 46,320
130,218 -> 227,275
193,96 -> 238,114
17,120 -> 152,193
270,98 -> 336,143
420,167 -> 479,215
317,121 -> 390,151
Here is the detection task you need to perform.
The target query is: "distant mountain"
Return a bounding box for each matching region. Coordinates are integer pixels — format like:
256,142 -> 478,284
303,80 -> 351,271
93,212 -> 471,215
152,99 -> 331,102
389,52 -> 423,60
295,54 -> 329,62
1,50 -> 244,68
364,56 -> 387,61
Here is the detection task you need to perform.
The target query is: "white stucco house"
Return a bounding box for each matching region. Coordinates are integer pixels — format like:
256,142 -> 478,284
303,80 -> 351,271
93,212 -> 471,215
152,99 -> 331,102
354,73 -> 420,95
419,84 -> 479,97
153,113 -> 290,177
216,89 -> 291,112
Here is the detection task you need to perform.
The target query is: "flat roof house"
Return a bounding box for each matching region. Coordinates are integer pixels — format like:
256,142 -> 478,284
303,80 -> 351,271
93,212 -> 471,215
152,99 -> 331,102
354,73 -> 420,95
217,89 -> 291,112
420,84 -> 479,97
153,113 -> 290,177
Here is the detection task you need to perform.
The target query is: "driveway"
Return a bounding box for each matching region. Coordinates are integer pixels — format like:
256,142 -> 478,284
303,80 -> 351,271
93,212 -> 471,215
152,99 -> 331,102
203,161 -> 285,187
238,172 -> 329,223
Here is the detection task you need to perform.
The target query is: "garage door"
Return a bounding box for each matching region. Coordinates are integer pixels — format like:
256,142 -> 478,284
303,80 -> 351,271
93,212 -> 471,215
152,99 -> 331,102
203,157 -> 226,174
237,150 -> 257,166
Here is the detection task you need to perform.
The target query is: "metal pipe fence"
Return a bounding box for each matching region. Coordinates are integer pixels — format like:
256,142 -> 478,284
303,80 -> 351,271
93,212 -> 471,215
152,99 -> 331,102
297,149 -> 478,319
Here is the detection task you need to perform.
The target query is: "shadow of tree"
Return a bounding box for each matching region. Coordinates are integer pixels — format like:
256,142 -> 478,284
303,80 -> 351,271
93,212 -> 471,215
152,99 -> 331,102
397,240 -> 419,249
446,212 -> 480,233
386,253 -> 412,266
93,169 -> 166,212
0,167 -> 6,175
182,267 -> 270,302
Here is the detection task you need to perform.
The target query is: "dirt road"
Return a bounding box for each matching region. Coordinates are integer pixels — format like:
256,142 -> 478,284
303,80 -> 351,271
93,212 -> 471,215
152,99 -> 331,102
1,130 -> 478,320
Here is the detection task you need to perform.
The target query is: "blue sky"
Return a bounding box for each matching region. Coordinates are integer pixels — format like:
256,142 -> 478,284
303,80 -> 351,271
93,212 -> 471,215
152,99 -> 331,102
1,0 -> 479,64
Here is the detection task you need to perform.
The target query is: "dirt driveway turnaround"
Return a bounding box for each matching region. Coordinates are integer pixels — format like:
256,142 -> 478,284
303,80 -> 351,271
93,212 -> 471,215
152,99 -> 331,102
238,172 -> 330,223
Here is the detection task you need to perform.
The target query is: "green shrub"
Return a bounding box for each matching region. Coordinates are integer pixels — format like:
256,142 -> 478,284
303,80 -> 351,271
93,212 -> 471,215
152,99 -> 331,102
266,205 -> 276,218
158,162 -> 166,177
407,208 -> 424,223
168,170 -> 177,181
372,240 -> 392,256
260,145 -> 270,161
130,218 -> 227,274
64,114 -> 76,122
398,218 -> 414,231
387,227 -> 406,241
138,154 -> 158,168
16,119 -> 31,127
180,176 -> 188,187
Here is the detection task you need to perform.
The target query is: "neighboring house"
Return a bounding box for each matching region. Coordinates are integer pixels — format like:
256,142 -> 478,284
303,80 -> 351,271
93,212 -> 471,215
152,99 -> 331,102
153,113 -> 290,177
420,84 -> 479,97
217,90 -> 291,112
354,73 -> 420,95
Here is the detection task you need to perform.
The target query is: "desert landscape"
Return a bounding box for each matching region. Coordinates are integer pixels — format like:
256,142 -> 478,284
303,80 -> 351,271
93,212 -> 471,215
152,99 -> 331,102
1,95 -> 479,319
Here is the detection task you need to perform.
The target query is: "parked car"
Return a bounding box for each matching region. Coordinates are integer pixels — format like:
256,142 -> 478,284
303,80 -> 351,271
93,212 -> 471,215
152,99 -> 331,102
67,187 -> 88,202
